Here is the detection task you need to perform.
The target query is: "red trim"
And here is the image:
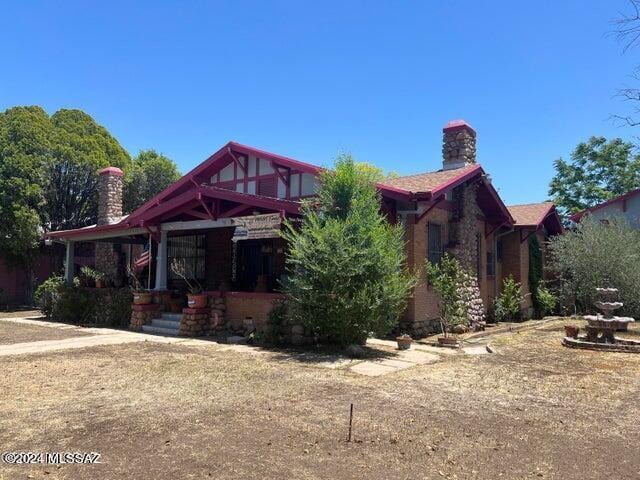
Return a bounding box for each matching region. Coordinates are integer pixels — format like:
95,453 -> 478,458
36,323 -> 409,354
443,119 -> 476,137
570,189 -> 640,222
99,166 -> 124,177
430,165 -> 482,198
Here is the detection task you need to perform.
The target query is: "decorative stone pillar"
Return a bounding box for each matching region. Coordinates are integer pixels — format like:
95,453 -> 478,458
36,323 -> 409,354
96,167 -> 124,283
442,120 -> 476,170
130,304 -> 161,331
180,307 -> 211,336
209,295 -> 227,333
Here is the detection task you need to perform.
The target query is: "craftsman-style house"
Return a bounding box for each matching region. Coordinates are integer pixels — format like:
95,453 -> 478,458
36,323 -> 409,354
45,120 -> 563,336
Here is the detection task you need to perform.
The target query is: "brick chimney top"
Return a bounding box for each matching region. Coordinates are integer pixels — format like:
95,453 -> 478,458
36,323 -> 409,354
97,166 -> 124,225
443,119 -> 476,137
442,119 -> 477,170
99,166 -> 124,177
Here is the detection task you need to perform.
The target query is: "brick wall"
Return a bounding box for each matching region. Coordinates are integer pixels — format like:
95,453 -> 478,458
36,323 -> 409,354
401,201 -> 498,336
225,292 -> 286,331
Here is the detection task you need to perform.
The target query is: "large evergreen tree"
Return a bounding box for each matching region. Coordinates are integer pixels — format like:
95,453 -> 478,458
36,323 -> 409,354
282,154 -> 416,346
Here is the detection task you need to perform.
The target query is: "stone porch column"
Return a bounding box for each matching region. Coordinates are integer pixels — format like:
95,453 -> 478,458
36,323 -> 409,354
154,230 -> 168,290
64,241 -> 75,286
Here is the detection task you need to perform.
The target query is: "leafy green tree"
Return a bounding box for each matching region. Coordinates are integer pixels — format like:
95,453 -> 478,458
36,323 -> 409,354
425,254 -> 468,336
282,154 -> 416,346
0,106 -> 51,266
123,149 -> 181,213
547,216 -> 640,318
549,137 -> 640,216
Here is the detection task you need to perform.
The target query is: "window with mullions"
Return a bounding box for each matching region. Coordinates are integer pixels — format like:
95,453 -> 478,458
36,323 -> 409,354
427,222 -> 444,264
168,234 -> 206,281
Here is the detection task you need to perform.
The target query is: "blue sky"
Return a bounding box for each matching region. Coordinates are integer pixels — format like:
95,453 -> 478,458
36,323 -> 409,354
0,1 -> 637,204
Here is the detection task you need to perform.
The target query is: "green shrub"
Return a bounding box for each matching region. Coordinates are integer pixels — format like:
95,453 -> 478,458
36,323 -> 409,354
425,253 -> 468,336
282,154 -> 417,346
528,234 -> 544,317
34,276 -> 64,318
494,275 -> 524,322
264,300 -> 289,345
535,283 -> 557,317
548,217 -> 640,318
35,277 -> 133,327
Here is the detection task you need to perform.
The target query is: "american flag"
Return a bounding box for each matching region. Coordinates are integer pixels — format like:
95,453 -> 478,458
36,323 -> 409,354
133,246 -> 150,272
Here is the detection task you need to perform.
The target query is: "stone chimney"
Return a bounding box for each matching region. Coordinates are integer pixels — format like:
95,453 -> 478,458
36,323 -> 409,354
442,119 -> 476,170
97,167 -> 124,226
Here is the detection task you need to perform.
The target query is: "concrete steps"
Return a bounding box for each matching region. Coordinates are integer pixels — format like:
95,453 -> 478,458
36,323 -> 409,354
142,312 -> 182,336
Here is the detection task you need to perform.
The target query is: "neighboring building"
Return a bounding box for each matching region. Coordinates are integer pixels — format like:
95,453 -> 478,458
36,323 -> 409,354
570,189 -> 640,228
45,120 -> 563,336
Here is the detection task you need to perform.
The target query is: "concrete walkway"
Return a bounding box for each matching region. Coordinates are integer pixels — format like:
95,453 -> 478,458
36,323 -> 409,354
0,315 -> 492,376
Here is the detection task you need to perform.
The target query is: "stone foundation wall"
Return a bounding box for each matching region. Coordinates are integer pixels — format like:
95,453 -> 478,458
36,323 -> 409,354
179,308 -> 211,336
209,295 -> 227,332
130,304 -> 161,331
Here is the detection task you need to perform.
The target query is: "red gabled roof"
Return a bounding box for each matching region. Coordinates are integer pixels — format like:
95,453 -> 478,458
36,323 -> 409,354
380,164 -> 513,224
379,164 -> 480,196
508,202 -> 563,235
126,141 -> 322,224
569,189 -> 640,222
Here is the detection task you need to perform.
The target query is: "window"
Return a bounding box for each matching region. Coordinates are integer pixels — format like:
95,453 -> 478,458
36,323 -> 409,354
497,239 -> 503,262
487,250 -> 495,276
168,234 -> 206,281
427,223 -> 443,264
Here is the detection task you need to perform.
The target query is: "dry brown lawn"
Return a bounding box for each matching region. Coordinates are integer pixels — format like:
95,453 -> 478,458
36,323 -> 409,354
0,321 -> 92,345
0,318 -> 639,480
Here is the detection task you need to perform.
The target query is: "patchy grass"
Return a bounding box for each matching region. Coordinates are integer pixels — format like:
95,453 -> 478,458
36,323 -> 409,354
0,318 -> 639,479
0,320 -> 92,345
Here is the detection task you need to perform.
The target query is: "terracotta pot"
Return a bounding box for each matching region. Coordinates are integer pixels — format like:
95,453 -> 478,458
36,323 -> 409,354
95,279 -> 106,289
396,336 -> 412,350
438,336 -> 460,348
564,325 -> 579,338
187,294 -> 208,309
133,292 -> 153,305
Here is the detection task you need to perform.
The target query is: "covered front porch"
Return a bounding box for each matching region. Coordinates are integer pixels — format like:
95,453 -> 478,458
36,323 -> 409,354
47,186 -> 301,336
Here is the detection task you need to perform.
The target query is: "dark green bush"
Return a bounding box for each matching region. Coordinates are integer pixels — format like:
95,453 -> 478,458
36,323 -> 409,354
282,155 -> 417,346
34,276 -> 64,318
36,278 -> 133,327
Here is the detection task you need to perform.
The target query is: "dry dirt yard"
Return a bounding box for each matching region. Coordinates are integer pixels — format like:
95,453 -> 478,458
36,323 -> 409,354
0,318 -> 639,480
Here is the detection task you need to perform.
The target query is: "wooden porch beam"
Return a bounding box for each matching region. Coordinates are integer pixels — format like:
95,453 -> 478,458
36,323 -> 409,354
219,204 -> 252,218
228,148 -> 247,174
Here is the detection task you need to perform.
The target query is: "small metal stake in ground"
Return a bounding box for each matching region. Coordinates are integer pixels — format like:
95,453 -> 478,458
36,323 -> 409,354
347,403 -> 354,442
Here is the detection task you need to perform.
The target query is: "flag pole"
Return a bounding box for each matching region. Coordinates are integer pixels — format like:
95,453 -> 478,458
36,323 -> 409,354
147,233 -> 152,290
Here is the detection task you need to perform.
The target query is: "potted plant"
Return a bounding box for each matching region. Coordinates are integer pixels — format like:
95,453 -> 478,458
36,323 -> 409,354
564,324 -> 579,338
170,259 -> 207,308
396,334 -> 412,350
127,266 -> 152,305
94,271 -> 106,289
79,266 -> 96,288
426,254 -> 468,348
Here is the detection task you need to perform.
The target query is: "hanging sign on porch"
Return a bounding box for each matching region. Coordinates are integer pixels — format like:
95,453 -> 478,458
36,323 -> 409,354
231,213 -> 282,242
